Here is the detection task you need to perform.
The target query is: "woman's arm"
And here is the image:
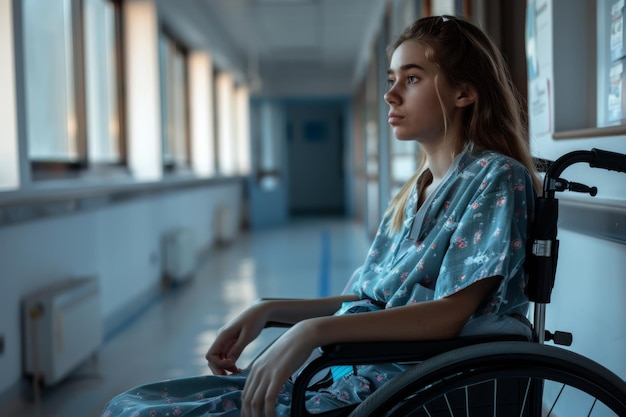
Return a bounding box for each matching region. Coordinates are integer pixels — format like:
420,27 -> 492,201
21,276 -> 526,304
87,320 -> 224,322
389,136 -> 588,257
261,294 -> 360,325
308,276 -> 501,345
206,294 -> 358,375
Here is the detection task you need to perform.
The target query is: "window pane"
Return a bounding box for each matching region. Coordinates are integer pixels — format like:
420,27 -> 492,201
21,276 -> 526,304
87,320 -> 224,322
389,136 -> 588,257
159,35 -> 189,169
188,51 -> 216,177
23,0 -> 78,161
235,86 -> 251,175
431,0 -> 456,15
171,50 -> 188,166
83,0 -> 122,163
250,100 -> 283,189
599,0 -> 626,128
390,128 -> 417,195
0,0 -> 20,189
216,72 -> 236,175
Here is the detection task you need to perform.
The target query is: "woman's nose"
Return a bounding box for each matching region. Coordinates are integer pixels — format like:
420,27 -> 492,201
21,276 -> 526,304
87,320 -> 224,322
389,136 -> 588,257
384,86 -> 399,105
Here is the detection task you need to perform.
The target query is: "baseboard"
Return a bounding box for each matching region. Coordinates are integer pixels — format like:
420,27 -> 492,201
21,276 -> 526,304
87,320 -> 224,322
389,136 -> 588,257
102,282 -> 164,345
101,242 -> 219,345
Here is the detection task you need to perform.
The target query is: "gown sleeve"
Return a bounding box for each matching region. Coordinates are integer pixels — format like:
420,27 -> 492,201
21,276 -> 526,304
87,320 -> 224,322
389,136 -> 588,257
434,158 -> 535,316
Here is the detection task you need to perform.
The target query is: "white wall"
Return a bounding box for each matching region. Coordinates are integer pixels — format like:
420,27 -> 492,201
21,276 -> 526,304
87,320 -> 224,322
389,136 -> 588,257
0,182 -> 242,396
544,229 -> 626,378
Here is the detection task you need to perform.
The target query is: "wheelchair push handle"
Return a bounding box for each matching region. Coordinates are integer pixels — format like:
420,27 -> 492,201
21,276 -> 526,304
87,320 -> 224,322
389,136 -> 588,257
549,178 -> 597,196
545,330 -> 573,346
543,148 -> 626,198
590,148 -> 626,174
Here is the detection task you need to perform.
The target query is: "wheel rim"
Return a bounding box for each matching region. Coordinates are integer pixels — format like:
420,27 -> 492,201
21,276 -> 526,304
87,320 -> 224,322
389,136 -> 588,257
347,342 -> 626,417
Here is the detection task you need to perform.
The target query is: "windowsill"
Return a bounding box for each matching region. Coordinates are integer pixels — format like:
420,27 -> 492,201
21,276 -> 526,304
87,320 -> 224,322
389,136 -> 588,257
0,174 -> 245,228
553,124 -> 626,140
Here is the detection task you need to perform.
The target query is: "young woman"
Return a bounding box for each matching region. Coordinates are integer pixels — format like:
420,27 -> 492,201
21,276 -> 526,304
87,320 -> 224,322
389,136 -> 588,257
102,15 -> 540,417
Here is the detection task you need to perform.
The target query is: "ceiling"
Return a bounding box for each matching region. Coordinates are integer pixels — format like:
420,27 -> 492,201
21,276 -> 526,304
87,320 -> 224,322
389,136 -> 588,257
157,0 -> 388,97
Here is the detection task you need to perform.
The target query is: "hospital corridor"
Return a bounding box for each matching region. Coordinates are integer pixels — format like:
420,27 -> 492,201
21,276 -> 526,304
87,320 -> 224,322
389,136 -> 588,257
1,0 -> 625,416
4,218 -> 371,417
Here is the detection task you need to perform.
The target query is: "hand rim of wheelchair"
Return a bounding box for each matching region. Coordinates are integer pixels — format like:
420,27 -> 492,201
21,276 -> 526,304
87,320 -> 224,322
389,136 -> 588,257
345,341 -> 626,417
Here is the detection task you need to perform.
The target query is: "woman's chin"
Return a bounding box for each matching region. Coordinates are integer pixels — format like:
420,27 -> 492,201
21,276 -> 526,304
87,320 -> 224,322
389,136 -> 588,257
393,133 -> 416,141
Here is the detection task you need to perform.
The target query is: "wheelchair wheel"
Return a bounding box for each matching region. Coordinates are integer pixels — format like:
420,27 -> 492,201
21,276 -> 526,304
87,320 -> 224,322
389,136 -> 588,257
347,341 -> 626,417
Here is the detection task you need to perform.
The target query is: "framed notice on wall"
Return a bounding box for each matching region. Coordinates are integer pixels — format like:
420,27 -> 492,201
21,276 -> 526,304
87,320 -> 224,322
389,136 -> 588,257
526,0 -> 553,137
606,0 -> 626,126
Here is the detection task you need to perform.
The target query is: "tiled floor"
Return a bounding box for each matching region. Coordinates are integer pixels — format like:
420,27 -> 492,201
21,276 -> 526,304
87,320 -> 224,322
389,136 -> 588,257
4,218 -> 370,417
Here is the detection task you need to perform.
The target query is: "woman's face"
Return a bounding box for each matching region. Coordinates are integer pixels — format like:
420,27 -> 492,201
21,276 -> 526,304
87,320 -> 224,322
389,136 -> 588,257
384,41 -> 459,143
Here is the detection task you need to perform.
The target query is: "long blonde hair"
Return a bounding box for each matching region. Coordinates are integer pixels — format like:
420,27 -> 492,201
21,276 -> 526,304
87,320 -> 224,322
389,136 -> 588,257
385,15 -> 541,234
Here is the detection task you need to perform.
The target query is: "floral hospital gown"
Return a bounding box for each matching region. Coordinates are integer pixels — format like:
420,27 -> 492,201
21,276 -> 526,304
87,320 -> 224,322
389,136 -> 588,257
101,147 -> 535,417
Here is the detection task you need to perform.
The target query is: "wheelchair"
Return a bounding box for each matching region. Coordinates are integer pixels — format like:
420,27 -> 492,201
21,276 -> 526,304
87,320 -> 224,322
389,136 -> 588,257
264,148 -> 626,417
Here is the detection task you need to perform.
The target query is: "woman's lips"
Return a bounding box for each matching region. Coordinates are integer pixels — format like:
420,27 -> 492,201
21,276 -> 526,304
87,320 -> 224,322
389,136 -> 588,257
388,113 -> 404,125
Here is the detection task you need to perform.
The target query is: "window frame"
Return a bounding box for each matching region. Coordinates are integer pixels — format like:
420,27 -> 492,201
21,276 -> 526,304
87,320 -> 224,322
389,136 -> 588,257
158,25 -> 192,174
84,0 -> 127,168
27,0 -> 127,181
537,0 -> 626,140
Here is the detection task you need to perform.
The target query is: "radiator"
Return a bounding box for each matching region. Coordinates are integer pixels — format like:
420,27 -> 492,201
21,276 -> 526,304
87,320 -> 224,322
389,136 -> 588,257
22,277 -> 102,386
215,205 -> 238,244
162,228 -> 197,285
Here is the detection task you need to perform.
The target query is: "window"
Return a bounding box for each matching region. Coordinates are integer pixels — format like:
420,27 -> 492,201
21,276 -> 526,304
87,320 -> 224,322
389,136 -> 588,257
83,0 -> 124,165
600,0 -> 626,128
22,0 -> 124,179
418,0 -> 470,17
389,0 -> 419,197
216,72 -> 237,175
23,0 -> 80,164
234,85 -> 251,175
250,99 -> 284,189
528,0 -> 626,139
159,31 -> 190,172
188,51 -> 216,177
0,0 -> 19,190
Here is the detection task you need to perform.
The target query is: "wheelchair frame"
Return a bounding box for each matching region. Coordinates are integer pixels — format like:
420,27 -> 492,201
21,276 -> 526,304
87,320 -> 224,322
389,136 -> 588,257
266,148 -> 626,417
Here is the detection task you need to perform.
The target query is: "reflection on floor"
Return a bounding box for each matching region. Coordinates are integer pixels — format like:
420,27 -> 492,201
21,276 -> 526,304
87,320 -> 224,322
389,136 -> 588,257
5,218 -> 370,417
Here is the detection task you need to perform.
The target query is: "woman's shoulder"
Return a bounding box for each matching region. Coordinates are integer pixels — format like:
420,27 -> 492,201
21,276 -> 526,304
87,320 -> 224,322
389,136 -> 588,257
460,148 -> 529,176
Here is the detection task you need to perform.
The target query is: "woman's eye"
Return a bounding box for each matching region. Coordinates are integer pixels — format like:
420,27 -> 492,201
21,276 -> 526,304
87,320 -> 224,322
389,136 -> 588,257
386,78 -> 395,87
407,75 -> 419,84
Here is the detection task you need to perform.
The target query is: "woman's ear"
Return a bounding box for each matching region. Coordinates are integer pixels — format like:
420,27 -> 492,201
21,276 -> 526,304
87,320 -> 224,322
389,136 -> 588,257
455,83 -> 477,108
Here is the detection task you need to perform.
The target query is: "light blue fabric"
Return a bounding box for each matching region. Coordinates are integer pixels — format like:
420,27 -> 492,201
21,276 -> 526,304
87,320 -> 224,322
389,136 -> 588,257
459,314 -> 532,338
351,147 -> 535,320
100,148 -> 535,417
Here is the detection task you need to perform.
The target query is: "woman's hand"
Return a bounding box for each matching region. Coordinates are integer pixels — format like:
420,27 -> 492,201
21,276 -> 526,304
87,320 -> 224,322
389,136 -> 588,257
241,320 -> 318,417
206,296 -> 349,378
206,302 -> 270,376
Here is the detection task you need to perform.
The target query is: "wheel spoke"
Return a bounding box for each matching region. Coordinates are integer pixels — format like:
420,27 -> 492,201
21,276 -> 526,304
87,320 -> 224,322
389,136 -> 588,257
546,383 -> 565,417
520,378 -> 531,417
492,379 -> 497,417
443,393 -> 454,416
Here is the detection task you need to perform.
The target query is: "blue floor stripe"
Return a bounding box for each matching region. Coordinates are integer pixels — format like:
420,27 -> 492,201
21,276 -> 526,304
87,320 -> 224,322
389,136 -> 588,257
318,229 -> 331,297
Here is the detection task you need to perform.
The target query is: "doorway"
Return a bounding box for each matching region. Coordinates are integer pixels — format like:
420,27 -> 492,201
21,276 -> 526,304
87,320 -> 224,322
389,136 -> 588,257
285,101 -> 346,217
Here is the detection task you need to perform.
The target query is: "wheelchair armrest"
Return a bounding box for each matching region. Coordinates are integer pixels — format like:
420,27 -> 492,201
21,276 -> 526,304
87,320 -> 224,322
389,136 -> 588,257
291,334 -> 529,417
318,334 -> 529,363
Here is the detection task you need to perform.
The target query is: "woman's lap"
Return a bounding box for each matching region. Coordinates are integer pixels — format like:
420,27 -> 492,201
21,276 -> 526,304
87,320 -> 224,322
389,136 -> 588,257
100,363 -> 408,416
